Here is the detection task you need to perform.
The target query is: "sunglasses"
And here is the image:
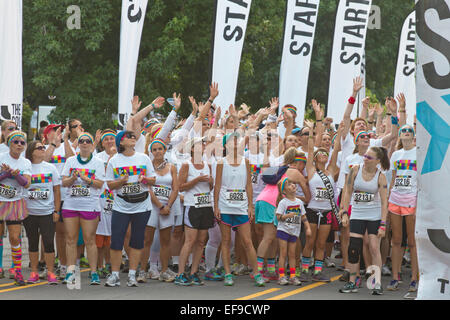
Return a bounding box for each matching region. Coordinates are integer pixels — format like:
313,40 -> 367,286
315,151 -> 329,157
78,139 -> 92,145
35,146 -> 46,151
124,132 -> 136,139
358,134 -> 370,139
70,124 -> 82,129
363,154 -> 376,160
12,140 -> 26,146
7,126 -> 16,131
400,128 -> 414,134
300,132 -> 310,136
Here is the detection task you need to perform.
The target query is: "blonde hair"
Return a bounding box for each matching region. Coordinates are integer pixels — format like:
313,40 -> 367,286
1,120 -> 17,144
283,147 -> 298,165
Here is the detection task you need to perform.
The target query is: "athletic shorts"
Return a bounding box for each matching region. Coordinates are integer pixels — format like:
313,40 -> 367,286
174,214 -> 183,227
255,200 -> 277,225
388,202 -> 416,216
183,206 -> 214,230
0,220 -> 22,226
62,209 -> 100,221
147,206 -> 175,230
306,208 -> 332,225
96,234 -> 111,248
350,219 -> 381,236
276,230 -> 298,243
220,214 -> 249,229
0,198 -> 28,221
23,214 -> 55,253
110,210 -> 151,250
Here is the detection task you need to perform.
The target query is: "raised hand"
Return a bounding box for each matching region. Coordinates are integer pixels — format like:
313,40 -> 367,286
172,92 -> 182,112
215,106 -> 221,121
352,76 -> 364,95
210,82 -> 219,100
152,96 -> 165,109
368,104 -> 376,118
396,93 -> 406,111
375,103 -> 384,116
131,96 -> 142,114
387,97 -> 398,115
362,97 -> 370,109
269,97 -> 279,112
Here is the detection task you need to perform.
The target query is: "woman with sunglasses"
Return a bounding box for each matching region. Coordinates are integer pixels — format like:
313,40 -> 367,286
299,124 -> 340,283
61,132 -> 105,286
64,119 -> 83,158
0,131 -> 31,285
339,146 -> 390,295
105,131 -> 155,287
387,125 -> 418,296
23,141 -> 61,285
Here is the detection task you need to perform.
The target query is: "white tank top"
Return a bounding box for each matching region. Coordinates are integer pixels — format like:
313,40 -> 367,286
350,165 -> 382,221
183,160 -> 212,208
248,152 -> 264,204
218,157 -> 248,215
307,172 -> 335,211
152,170 -> 172,205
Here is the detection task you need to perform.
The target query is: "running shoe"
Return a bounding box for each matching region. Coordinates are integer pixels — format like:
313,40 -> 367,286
231,263 -> 240,275
105,263 -> 112,274
204,268 -> 224,281
372,283 -> 384,295
254,273 -> 265,287
54,257 -> 59,269
408,280 -> 418,292
403,291 -> 417,300
339,270 -> 350,282
339,282 -> 358,293
159,270 -> 175,282
8,268 -> 15,279
105,273 -> 120,287
295,267 -> 301,277
166,268 -> 177,279
47,272 -> 58,285
14,270 -> 26,286
136,270 -> 147,283
355,276 -> 362,288
174,273 -> 192,286
217,266 -> 226,277
39,268 -> 47,280
381,264 -> 392,276
299,270 -> 310,282
190,272 -> 204,286
63,272 -> 75,285
278,276 -> 289,286
79,257 -> 90,268
59,266 -> 67,280
224,273 -> 234,286
235,264 -> 248,276
147,267 -> 160,280
325,258 -> 336,268
27,272 -> 40,284
127,274 -> 138,287
263,270 -> 279,281
387,279 -> 400,291
0,268 -> 4,279
90,272 -> 101,285
289,277 -> 302,286
312,272 -> 330,282
249,272 -> 270,283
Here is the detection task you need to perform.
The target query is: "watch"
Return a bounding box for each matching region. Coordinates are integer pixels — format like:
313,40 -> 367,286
51,143 -> 57,148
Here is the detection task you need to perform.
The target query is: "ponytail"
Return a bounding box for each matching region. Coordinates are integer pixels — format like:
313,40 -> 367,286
276,180 -> 284,207
371,147 -> 390,171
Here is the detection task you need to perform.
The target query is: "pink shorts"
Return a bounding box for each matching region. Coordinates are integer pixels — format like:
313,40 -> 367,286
388,202 -> 416,216
61,209 -> 100,220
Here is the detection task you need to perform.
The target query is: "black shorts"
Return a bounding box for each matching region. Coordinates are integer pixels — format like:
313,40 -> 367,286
0,220 -> 22,226
184,206 -> 214,230
350,219 -> 381,236
305,208 -> 332,225
23,214 -> 55,253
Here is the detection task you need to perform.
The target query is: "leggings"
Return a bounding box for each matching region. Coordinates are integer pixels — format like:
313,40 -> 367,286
23,214 -> 55,253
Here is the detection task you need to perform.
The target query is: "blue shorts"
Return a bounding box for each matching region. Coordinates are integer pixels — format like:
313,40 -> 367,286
276,230 -> 298,243
110,210 -> 151,251
220,214 -> 249,229
255,201 -> 277,226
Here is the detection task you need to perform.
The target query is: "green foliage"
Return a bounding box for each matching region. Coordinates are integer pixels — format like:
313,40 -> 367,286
22,0 -> 413,133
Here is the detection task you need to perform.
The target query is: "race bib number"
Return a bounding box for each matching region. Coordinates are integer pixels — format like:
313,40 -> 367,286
394,175 -> 412,191
104,200 -> 113,214
251,172 -> 258,184
0,184 -> 18,199
353,191 -> 375,203
28,188 -> 50,200
194,192 -> 211,208
71,185 -> 90,197
153,185 -> 171,201
315,187 -> 329,201
225,189 -> 247,203
121,183 -> 141,195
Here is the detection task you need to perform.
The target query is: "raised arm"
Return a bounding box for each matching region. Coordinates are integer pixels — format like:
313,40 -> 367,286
341,77 -> 364,139
312,100 -> 324,147
197,82 -> 219,121
397,93 -> 407,127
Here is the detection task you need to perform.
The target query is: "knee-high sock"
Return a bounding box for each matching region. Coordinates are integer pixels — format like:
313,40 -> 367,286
11,244 -> 22,271
0,238 -> 3,269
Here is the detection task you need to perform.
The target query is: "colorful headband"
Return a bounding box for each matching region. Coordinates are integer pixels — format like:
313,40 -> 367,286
354,131 -> 369,145
101,132 -> 116,143
78,132 -> 94,143
7,131 -> 26,146
295,156 -> 307,162
285,105 -> 297,115
398,125 -> 415,137
151,127 -> 162,139
331,134 -> 337,146
149,138 -> 167,151
145,118 -> 159,129
280,177 -> 289,194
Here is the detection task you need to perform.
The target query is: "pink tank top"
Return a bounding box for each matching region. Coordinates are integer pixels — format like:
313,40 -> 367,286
256,173 -> 287,207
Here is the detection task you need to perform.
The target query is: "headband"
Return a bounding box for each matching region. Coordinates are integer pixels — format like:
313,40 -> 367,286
331,133 -> 337,146
295,156 -> 307,162
398,125 -> 415,137
145,118 -> 160,129
78,132 -> 94,143
149,138 -> 167,151
285,105 -> 297,115
151,127 -> 162,139
7,131 -> 26,146
101,132 -> 116,143
280,177 -> 289,194
354,131 -> 369,145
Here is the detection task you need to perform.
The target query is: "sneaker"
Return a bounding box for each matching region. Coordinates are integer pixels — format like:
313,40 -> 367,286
235,264 -> 248,276
278,276 -> 289,286
408,280 -> 418,292
147,267 -> 160,280
0,268 -> 4,279
339,270 -> 350,282
216,266 -> 226,277
159,270 -> 175,282
127,274 -> 138,287
224,273 -> 234,286
166,268 -> 177,279
79,257 -> 89,268
54,257 -> 59,269
190,272 -> 204,285
63,272 -> 75,285
231,263 -> 239,275
325,258 -> 335,268
39,268 -> 47,280
339,281 -> 358,293
105,263 -> 112,274
47,272 -> 58,285
372,283 -> 383,295
403,291 -> 417,300
299,270 -> 310,282
105,273 -> 120,287
14,270 -> 26,286
250,272 -> 269,283
27,272 -> 40,284
381,264 -> 392,276
174,273 -> 192,286
263,270 -> 279,281
136,270 -> 147,283
289,277 -> 302,286
312,272 -> 330,282
204,268 -> 224,281
387,279 -> 400,291
90,272 -> 101,285
8,268 -> 15,279
59,266 -> 67,280
355,276 -> 362,288
254,273 -> 265,287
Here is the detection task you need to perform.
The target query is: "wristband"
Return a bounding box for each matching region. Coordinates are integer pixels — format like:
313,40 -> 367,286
51,143 -> 57,148
208,98 -> 214,104
89,178 -> 94,186
316,119 -> 322,122
348,97 -> 356,105
399,110 -> 406,113
368,121 -> 373,124
386,113 -> 392,116
391,116 -> 399,125
130,113 -> 135,116
15,173 -> 28,187
379,226 -> 386,231
342,211 -> 349,216
172,106 -> 176,111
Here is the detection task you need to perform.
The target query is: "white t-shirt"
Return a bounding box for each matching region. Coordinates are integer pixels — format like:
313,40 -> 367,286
105,152 -> 155,214
26,162 -> 61,215
61,155 -> 105,212
0,153 -> 32,202
97,186 -> 114,236
276,197 -> 306,237
389,147 -> 417,208
46,144 -> 67,201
